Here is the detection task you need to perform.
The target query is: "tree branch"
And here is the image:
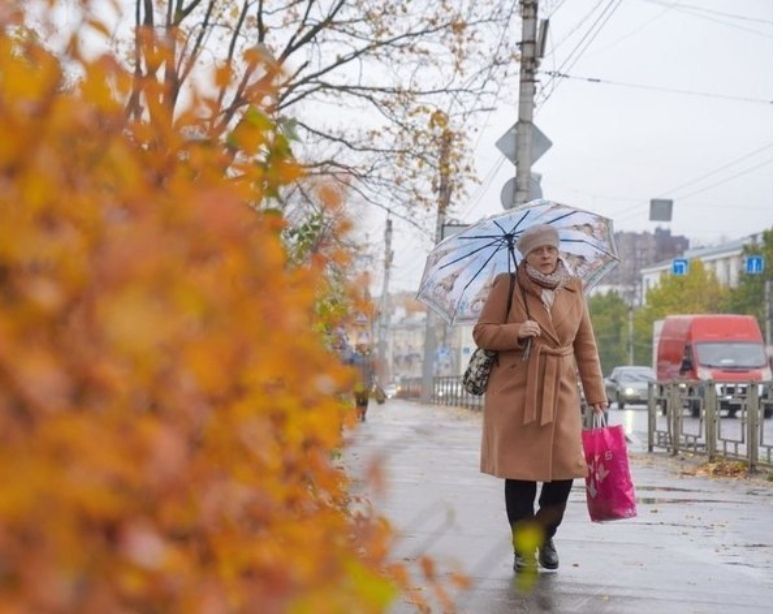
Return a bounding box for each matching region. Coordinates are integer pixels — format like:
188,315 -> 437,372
257,0 -> 265,42
179,0 -> 219,85
279,0 -> 340,63
276,19 -> 461,106
179,0 -> 203,21
297,121 -> 410,156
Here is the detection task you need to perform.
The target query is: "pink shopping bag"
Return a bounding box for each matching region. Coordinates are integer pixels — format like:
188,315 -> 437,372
581,414 -> 637,522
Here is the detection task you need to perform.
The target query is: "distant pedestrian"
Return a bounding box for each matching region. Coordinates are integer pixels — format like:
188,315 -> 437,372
473,223 -> 607,573
348,341 -> 375,422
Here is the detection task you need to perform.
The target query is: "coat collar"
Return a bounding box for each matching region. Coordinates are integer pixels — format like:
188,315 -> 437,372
515,267 -> 580,297
515,268 -> 582,345
562,276 -> 580,293
515,268 -> 559,343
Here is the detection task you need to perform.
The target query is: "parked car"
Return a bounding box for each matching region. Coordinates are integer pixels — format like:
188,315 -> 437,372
604,366 -> 656,409
654,314 -> 772,417
383,383 -> 398,399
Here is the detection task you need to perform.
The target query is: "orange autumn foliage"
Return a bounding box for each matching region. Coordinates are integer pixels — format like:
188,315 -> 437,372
0,13 -> 422,613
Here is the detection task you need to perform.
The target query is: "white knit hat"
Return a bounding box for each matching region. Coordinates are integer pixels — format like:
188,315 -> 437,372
515,224 -> 560,257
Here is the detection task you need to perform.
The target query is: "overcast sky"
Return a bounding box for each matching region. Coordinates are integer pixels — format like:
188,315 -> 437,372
376,0 -> 773,294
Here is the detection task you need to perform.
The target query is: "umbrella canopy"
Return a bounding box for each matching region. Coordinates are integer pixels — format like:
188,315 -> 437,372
417,199 -> 620,324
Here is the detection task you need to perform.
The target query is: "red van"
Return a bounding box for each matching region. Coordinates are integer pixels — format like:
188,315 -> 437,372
655,315 -> 771,417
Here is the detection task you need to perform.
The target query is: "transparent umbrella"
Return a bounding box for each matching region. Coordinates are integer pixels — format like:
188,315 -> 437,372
417,199 -> 620,324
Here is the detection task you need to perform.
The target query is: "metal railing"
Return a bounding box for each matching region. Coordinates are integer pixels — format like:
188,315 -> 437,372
397,377 -> 423,400
398,376 -> 485,410
400,377 -> 773,471
647,381 -> 773,471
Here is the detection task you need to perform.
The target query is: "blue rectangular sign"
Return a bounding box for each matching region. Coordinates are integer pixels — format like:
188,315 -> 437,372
672,258 -> 689,276
746,255 -> 764,275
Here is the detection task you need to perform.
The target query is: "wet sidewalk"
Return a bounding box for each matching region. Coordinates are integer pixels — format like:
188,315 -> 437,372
346,399 -> 773,613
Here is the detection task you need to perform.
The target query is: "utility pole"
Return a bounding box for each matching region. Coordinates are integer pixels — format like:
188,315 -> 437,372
422,126 -> 453,402
514,0 -> 539,206
378,217 -> 393,386
628,306 -> 635,365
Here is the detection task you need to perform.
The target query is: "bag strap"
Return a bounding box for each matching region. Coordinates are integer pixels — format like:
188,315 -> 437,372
502,273 -> 516,323
515,275 -> 533,360
487,274 -> 517,368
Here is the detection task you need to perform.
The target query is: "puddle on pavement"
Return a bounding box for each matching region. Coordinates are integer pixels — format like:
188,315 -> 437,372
635,485 -> 701,493
632,485 -> 754,505
637,497 -> 750,505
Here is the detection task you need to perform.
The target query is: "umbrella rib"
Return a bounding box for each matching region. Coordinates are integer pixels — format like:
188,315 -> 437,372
457,234 -> 508,240
509,209 -> 532,234
560,237 -> 618,257
437,238 -> 506,269
544,210 -> 578,225
491,220 -> 510,234
460,242 -> 507,295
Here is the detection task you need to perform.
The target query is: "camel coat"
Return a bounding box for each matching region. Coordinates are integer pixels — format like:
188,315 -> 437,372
473,269 -> 607,481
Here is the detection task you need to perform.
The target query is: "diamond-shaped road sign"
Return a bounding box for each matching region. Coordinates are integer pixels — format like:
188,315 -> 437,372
495,122 -> 552,165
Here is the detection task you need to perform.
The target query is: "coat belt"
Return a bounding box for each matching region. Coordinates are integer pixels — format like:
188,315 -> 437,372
523,343 -> 575,426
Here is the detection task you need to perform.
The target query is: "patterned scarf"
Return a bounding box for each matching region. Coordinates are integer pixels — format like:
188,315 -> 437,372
525,259 -> 568,290
525,260 -> 568,313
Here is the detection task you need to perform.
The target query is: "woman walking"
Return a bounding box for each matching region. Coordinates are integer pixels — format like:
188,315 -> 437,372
348,339 -> 375,422
473,223 -> 607,572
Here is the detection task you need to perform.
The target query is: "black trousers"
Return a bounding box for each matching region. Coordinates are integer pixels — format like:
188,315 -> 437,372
505,478 -> 573,542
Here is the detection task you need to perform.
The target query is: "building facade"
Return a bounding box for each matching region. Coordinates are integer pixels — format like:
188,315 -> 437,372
593,227 -> 690,304
605,228 -> 690,284
639,232 -> 764,303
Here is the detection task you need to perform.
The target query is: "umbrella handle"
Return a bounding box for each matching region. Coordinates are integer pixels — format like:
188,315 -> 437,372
519,285 -> 532,361
521,337 -> 531,361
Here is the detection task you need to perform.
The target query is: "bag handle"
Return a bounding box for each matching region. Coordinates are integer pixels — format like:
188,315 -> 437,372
590,411 -> 607,429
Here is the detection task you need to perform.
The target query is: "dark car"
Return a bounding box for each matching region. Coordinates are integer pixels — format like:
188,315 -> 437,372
605,366 -> 656,409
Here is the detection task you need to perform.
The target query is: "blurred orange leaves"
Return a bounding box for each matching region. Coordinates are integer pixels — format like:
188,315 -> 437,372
0,10 -> 411,613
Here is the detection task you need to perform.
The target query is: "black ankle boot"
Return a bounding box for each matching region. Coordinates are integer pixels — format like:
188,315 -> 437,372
513,552 -> 536,573
538,538 -> 559,570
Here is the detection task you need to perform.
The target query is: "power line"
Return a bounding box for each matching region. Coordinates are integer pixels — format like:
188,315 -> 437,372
654,144 -> 771,196
667,201 -> 770,213
545,0 -> 608,58
540,71 -> 774,105
365,199 -> 432,238
670,8 -> 770,38
611,145 -> 772,222
582,1 -> 681,59
639,0 -> 772,26
674,159 -> 771,202
639,0 -> 771,37
466,0 -> 519,150
546,0 -> 570,19
459,152 -> 505,218
557,0 -> 623,75
436,0 -> 515,236
538,0 -> 623,107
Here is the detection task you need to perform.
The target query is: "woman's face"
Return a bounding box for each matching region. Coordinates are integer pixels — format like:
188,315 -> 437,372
526,245 -> 559,275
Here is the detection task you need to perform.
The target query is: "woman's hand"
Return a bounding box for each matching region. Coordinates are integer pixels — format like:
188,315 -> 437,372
517,321 -> 541,340
591,402 -> 608,415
